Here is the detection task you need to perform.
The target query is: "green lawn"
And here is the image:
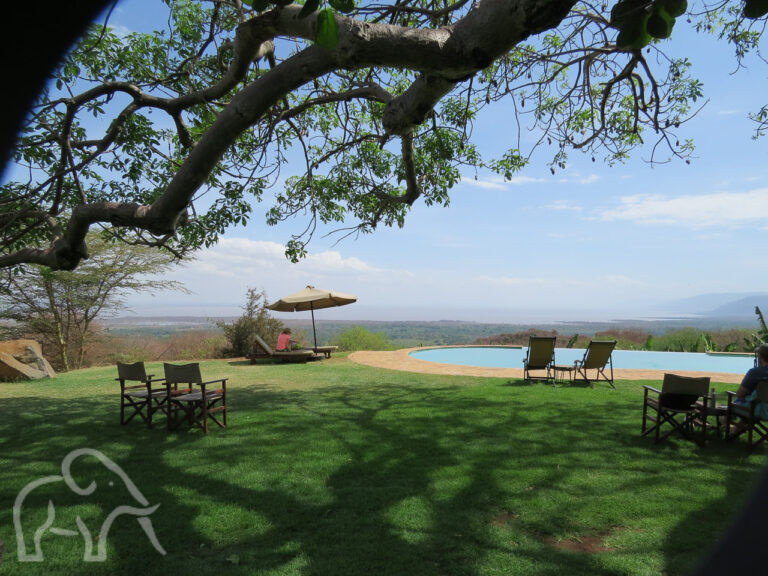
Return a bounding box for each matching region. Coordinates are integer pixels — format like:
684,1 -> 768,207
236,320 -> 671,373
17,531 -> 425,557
0,357 -> 765,575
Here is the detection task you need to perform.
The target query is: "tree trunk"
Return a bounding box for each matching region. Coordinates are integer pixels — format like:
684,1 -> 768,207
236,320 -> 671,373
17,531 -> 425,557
44,280 -> 69,371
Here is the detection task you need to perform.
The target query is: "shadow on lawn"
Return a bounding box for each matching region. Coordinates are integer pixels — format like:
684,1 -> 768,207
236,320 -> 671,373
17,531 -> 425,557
0,382 -> 760,576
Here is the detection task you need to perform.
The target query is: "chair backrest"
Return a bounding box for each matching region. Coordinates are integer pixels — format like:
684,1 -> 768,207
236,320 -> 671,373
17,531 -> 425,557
525,336 -> 556,368
117,361 -> 147,382
253,334 -> 275,356
756,380 -> 768,402
660,373 -> 710,410
164,362 -> 202,385
581,340 -> 617,369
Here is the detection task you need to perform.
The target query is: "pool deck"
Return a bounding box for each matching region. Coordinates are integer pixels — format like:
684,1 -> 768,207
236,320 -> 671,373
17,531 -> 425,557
348,346 -> 744,384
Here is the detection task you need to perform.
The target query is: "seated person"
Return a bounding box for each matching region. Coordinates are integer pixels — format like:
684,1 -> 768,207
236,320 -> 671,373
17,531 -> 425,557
730,343 -> 768,432
276,328 -> 295,351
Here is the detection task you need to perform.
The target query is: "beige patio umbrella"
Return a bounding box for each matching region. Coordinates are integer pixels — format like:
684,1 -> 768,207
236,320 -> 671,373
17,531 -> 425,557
266,285 -> 357,349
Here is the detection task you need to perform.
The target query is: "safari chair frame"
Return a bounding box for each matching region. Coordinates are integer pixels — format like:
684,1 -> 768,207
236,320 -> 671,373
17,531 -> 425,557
117,361 -> 166,427
164,362 -> 227,434
641,373 -> 711,447
725,380 -> 768,449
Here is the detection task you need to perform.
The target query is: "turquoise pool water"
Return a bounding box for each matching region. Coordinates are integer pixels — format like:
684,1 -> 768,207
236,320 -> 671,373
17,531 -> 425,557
409,346 -> 754,374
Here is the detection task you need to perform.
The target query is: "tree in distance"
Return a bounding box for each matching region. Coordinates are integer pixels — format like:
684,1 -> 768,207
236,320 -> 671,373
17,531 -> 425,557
0,0 -> 765,271
0,233 -> 187,371
217,287 -> 285,357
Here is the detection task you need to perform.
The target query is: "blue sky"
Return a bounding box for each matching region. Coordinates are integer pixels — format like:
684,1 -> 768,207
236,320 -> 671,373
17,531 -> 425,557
14,2 -> 768,322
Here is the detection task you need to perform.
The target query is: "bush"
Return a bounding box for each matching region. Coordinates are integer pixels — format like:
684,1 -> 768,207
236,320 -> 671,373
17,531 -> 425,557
650,328 -> 707,352
331,325 -> 395,352
218,288 -> 284,357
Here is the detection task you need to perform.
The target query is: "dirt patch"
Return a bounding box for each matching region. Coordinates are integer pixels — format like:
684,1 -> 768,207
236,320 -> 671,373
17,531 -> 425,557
491,512 -> 519,526
545,526 -> 642,554
544,533 -> 617,554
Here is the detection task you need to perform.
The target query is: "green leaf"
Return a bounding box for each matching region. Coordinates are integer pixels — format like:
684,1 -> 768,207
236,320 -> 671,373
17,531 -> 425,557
329,0 -> 355,13
647,6 -> 674,39
610,0 -> 651,27
316,9 -> 338,50
298,0 -> 320,19
616,16 -> 652,49
660,0 -> 687,18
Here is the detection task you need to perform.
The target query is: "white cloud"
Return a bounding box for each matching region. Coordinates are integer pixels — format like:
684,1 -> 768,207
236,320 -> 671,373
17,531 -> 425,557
557,173 -> 601,185
108,24 -> 133,38
577,174 -> 600,184
460,174 -> 544,189
595,188 -> 768,227
546,200 -> 583,212
475,274 -> 645,291
128,238 -> 413,314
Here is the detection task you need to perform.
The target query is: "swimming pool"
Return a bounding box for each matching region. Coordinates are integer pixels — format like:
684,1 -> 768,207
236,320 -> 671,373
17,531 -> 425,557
408,346 -> 754,375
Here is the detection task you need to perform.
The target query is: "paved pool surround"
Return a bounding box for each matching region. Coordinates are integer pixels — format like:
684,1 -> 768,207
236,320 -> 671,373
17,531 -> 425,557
348,345 -> 744,384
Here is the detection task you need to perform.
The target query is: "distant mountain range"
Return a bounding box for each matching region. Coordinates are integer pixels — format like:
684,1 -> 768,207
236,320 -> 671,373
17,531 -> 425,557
666,293 -> 768,318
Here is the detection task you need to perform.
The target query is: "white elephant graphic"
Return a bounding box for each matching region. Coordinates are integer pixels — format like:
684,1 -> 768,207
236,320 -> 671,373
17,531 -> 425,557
13,448 -> 166,562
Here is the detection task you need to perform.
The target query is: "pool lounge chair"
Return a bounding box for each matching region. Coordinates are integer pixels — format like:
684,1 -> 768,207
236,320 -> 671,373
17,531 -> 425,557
250,334 -> 319,364
573,339 -> 617,388
523,336 -> 556,384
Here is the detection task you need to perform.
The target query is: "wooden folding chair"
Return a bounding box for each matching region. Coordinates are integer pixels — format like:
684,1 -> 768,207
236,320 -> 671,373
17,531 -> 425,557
116,361 -> 166,427
725,380 -> 768,449
164,363 -> 227,434
641,373 -> 711,447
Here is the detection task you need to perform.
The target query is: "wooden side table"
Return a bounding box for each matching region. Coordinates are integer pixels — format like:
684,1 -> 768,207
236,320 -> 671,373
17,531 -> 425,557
694,399 -> 727,439
553,365 -> 575,385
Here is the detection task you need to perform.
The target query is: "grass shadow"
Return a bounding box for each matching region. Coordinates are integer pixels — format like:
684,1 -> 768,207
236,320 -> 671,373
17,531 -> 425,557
0,366 -> 762,576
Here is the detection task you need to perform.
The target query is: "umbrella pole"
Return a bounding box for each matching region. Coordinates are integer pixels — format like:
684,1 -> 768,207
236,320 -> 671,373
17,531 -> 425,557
311,303 -> 318,350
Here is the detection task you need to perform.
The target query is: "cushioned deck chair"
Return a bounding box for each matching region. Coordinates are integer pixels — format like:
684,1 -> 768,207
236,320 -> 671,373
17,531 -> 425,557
250,334 -> 318,364
573,340 -> 617,388
164,362 -> 227,434
523,336 -> 556,384
641,373 -> 711,447
116,361 -> 166,427
725,380 -> 768,449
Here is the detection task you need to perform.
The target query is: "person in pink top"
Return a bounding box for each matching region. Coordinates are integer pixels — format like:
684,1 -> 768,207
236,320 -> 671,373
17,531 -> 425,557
276,328 -> 295,351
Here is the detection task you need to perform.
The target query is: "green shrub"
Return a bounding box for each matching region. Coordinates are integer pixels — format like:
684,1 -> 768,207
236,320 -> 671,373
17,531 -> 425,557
331,325 -> 395,351
218,288 -> 284,357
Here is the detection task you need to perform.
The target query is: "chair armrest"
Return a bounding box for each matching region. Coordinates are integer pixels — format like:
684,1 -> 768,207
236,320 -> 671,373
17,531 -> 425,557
122,383 -> 147,391
200,378 -> 228,386
642,386 -> 661,394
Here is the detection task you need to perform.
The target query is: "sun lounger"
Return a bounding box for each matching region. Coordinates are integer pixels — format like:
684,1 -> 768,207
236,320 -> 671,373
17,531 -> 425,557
313,346 -> 338,358
250,334 -> 319,364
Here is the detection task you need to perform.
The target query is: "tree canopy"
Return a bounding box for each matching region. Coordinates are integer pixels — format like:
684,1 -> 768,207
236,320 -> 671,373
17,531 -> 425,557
1,0 -> 765,270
